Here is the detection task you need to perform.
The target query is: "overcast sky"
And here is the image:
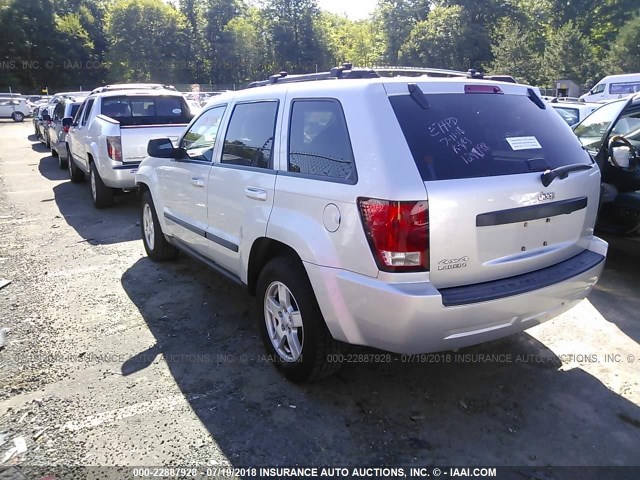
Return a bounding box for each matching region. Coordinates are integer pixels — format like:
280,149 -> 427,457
316,0 -> 377,20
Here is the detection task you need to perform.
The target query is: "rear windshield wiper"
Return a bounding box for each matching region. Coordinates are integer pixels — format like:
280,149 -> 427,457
527,88 -> 546,110
541,163 -> 592,187
408,83 -> 430,110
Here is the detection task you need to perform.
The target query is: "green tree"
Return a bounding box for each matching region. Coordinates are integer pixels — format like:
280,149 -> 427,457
400,5 -> 491,70
204,0 -> 243,84
487,18 -> 545,85
225,7 -> 276,83
604,12 -> 640,74
265,0 -> 328,72
373,0 -> 430,65
317,12 -> 384,67
104,0 -> 190,84
543,21 -> 599,88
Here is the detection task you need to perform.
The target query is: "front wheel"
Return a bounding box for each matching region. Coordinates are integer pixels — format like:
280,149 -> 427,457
12,112 -> 24,122
141,190 -> 178,261
89,162 -> 114,209
256,256 -> 344,383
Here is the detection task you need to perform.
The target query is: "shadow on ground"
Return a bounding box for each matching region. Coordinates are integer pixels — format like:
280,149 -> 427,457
121,256 -> 640,469
39,149 -> 141,244
38,155 -> 67,181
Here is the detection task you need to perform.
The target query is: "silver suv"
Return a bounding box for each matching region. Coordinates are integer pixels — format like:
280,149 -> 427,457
136,67 -> 608,382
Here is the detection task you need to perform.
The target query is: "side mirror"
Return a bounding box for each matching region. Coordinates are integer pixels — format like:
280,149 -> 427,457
611,146 -> 631,168
148,138 -> 179,159
42,112 -> 51,121
62,117 -> 73,127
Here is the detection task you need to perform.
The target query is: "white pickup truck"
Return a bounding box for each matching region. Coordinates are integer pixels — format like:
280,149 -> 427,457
66,89 -> 193,208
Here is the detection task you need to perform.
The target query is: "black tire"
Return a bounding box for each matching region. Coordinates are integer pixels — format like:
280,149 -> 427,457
140,190 -> 178,261
45,132 -> 50,148
57,149 -> 67,168
89,161 -> 114,209
12,112 -> 24,122
52,144 -> 59,158
256,255 -> 345,383
68,147 -> 84,183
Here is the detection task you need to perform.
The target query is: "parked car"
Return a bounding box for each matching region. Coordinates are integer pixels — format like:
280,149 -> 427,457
67,88 -> 193,208
550,100 -> 602,126
0,97 -> 30,122
572,94 -> 640,234
580,73 -> 640,103
39,104 -> 56,147
136,67 -> 608,382
32,104 -> 49,137
43,98 -> 82,167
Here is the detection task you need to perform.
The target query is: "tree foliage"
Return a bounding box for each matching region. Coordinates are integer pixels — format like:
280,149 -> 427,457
104,0 -> 189,83
0,0 -> 639,92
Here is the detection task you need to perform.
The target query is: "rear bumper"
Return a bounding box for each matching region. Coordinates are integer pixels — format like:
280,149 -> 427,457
305,236 -> 608,354
99,162 -> 141,189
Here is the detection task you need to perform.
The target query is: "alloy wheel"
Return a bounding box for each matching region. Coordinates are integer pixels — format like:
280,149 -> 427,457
142,203 -> 155,250
264,281 -> 304,362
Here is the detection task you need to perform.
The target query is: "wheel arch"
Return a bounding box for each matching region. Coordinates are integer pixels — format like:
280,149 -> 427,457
246,238 -> 302,296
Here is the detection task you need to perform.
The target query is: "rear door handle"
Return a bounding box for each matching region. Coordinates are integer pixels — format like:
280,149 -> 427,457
245,186 -> 267,201
191,177 -> 205,187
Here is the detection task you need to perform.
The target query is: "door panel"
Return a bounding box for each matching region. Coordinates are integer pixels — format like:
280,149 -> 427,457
205,100 -> 281,273
157,105 -> 227,255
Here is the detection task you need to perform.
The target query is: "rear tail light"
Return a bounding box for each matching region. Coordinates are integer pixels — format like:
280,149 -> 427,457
106,136 -> 122,162
358,198 -> 430,272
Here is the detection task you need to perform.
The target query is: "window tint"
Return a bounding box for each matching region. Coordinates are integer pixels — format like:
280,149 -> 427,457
553,107 -> 579,126
221,101 -> 278,169
101,96 -> 192,126
573,99 -> 628,151
389,92 -> 592,181
54,103 -> 64,120
181,105 -> 226,162
609,81 -> 640,95
74,101 -> 86,123
69,104 -> 80,119
593,84 -> 605,94
288,99 -> 356,182
81,98 -> 94,126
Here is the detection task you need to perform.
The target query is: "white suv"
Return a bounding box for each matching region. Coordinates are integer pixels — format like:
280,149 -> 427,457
136,68 -> 608,382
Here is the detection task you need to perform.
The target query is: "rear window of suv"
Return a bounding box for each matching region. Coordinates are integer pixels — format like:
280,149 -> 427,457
389,92 -> 592,181
101,95 -> 192,126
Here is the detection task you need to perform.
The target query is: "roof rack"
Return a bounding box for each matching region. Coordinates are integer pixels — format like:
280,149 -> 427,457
373,66 -> 468,77
247,63 -> 379,88
247,64 -> 518,88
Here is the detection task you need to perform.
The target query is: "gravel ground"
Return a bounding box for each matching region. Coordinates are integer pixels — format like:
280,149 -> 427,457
0,120 -> 639,474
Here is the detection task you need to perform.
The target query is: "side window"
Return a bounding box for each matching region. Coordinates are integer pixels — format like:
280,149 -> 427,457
221,101 -> 278,169
74,101 -> 86,124
54,103 -> 64,120
609,81 -> 640,95
288,99 -> 356,182
593,84 -> 605,94
81,98 -> 94,126
181,105 -> 226,162
611,109 -> 640,136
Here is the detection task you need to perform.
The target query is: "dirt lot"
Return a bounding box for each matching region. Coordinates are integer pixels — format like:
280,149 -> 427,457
0,120 -> 639,473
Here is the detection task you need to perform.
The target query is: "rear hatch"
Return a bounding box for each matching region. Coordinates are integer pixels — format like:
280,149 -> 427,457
101,94 -> 191,163
386,81 -> 600,289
